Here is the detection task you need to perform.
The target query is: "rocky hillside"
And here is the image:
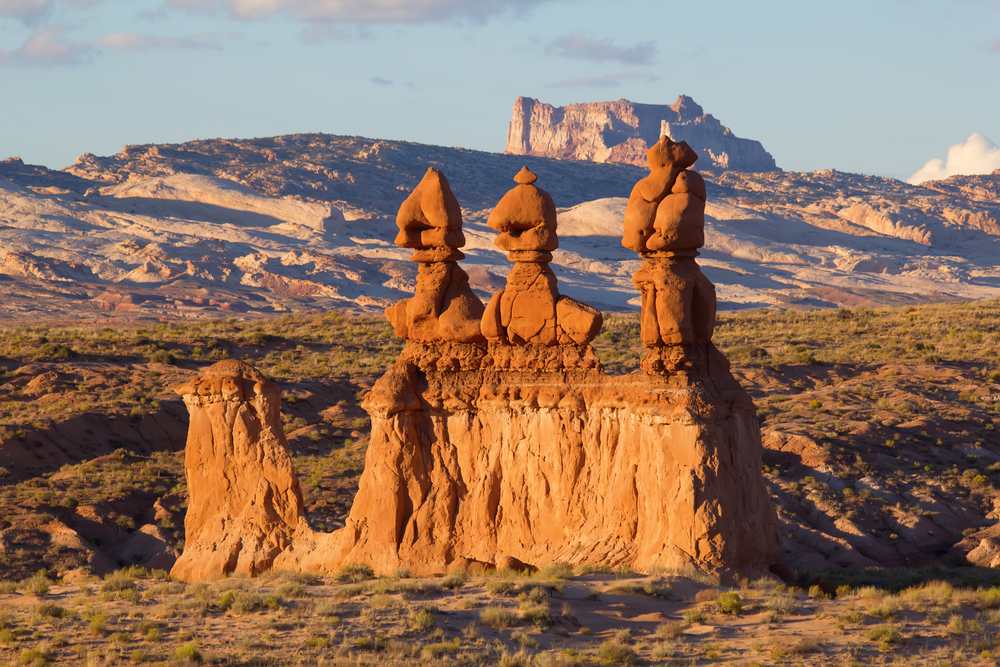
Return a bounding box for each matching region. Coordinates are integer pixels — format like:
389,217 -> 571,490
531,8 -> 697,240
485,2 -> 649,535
505,95 -> 778,173
0,133 -> 998,322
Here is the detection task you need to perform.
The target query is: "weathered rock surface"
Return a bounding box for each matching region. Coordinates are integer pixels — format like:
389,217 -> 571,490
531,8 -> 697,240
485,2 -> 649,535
506,96 -> 779,173
482,167 -> 603,349
171,359 -> 309,581
624,136 -> 717,366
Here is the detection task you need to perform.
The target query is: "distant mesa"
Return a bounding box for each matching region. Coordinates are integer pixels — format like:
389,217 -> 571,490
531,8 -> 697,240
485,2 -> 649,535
505,95 -> 779,173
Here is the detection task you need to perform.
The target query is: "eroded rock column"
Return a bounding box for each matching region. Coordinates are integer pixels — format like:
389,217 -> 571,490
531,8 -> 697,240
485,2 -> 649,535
624,135 -> 717,372
171,359 -> 309,581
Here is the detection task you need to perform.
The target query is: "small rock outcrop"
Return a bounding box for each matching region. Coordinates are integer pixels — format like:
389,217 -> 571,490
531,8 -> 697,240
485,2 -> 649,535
505,95 -> 779,173
171,359 -> 309,581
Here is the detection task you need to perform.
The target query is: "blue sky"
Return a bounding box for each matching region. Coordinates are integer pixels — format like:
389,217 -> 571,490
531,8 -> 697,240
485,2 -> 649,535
1,0 -> 998,180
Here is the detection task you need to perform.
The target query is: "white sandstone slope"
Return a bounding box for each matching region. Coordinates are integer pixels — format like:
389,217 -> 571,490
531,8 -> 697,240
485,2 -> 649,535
0,136 -> 998,322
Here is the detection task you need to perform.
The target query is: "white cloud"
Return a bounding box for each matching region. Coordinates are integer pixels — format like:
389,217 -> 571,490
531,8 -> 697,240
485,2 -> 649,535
165,0 -> 557,23
92,31 -> 222,51
0,0 -> 52,23
0,27 -> 231,66
0,26 -> 92,65
546,33 -> 656,65
908,133 -> 1000,184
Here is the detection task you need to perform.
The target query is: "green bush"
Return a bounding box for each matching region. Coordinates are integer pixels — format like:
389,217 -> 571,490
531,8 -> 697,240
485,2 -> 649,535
336,562 -> 374,583
718,591 -> 742,615
175,642 -> 203,662
597,642 -> 636,665
411,608 -> 435,632
480,606 -> 518,628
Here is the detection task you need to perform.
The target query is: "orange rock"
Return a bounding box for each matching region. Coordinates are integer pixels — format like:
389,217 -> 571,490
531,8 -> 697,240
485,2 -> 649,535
394,168 -> 464,250
487,167 -> 558,252
170,359 -> 309,581
386,169 -> 485,344
483,168 -> 602,349
646,193 -> 705,252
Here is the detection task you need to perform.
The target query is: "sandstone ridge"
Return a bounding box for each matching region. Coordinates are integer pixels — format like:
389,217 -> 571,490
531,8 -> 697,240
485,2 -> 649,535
505,95 -> 779,173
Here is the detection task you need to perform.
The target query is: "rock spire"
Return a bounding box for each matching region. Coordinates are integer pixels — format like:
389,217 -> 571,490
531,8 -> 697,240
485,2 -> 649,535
623,135 -> 717,372
481,167 -> 603,350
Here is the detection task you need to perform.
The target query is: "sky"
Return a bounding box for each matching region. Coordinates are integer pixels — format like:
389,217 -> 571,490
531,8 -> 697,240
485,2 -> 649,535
1,0 -> 999,181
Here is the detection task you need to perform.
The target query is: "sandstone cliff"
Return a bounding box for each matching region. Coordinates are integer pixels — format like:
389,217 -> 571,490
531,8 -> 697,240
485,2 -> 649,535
505,96 -> 779,173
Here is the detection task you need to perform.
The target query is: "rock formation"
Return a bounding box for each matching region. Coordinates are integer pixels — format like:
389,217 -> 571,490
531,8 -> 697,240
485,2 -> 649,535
505,95 -> 779,173
172,163 -> 780,583
481,167 -> 603,352
623,135 -> 717,372
171,359 -> 309,581
385,167 -> 485,345
323,164 -> 780,581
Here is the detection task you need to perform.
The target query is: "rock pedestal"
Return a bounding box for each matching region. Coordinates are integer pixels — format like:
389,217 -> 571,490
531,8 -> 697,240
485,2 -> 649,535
171,359 -> 309,581
171,162 -> 780,584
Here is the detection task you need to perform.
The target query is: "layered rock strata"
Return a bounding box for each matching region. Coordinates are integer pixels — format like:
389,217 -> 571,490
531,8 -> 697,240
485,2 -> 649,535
506,96 -> 779,173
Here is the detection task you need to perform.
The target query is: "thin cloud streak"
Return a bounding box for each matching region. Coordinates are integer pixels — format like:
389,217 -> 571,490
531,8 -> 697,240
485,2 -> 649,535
546,33 -> 656,65
0,27 -> 232,66
548,70 -> 660,89
163,0 -> 559,24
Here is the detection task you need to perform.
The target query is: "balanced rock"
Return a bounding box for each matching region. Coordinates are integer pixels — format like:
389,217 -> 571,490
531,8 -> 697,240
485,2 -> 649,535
171,359 -> 309,581
624,136 -> 717,366
481,167 -> 603,352
385,168 -> 485,345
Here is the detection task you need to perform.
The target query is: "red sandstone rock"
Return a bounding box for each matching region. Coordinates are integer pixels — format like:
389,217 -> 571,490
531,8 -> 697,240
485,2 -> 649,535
171,359 -> 309,581
482,168 -> 603,351
385,169 -> 486,345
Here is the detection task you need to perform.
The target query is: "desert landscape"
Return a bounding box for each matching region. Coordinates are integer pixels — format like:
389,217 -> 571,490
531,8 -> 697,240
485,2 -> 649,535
2,0 -> 1000,663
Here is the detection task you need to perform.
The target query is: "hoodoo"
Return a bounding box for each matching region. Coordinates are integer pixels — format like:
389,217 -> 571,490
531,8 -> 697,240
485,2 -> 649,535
172,151 -> 780,582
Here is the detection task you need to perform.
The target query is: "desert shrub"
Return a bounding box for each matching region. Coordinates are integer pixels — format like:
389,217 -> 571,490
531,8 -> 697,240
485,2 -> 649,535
175,642 -> 202,662
336,562 -> 374,583
487,580 -> 516,596
614,628 -> 632,644
425,641 -> 461,659
129,649 -> 148,663
520,602 -> 551,624
411,608 -> 435,632
511,631 -> 541,650
18,647 -> 53,666
597,642 -> 636,665
718,591 -> 742,615
100,570 -> 138,600
656,621 -> 683,639
538,562 -> 574,580
865,625 -> 902,647
22,574 -> 49,596
231,591 -> 264,613
90,613 -> 107,636
683,607 -> 707,624
480,605 -> 518,628
34,602 -> 64,619
145,628 -> 162,642
216,591 -> 236,611
275,582 -> 307,598
441,569 -> 467,590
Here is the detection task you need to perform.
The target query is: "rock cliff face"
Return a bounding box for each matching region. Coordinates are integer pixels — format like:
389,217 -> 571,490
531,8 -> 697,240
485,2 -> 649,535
506,96 -> 778,173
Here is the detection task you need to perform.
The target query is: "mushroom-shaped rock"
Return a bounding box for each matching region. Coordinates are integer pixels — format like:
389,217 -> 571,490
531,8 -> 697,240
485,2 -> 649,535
487,167 -> 558,252
385,168 -> 486,345
482,167 -> 602,351
171,359 -> 308,581
395,167 -> 465,254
